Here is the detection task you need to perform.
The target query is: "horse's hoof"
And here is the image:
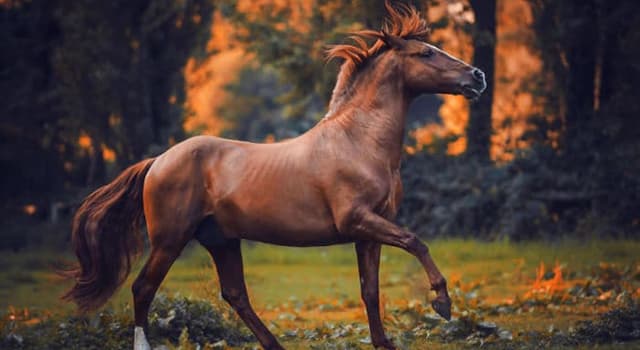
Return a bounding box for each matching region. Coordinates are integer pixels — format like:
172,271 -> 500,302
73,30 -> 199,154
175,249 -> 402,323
134,326 -> 152,350
265,342 -> 286,350
431,297 -> 452,321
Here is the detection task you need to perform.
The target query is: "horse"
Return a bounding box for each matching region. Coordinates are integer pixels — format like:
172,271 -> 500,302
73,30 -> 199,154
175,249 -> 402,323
62,2 -> 486,349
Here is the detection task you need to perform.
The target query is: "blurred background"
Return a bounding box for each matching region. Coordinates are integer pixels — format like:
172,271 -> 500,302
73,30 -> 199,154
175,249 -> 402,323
2,0 -> 639,247
2,1 -> 640,348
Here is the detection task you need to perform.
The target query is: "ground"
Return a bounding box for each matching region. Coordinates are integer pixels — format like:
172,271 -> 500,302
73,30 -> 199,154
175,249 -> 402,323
1,239 -> 639,349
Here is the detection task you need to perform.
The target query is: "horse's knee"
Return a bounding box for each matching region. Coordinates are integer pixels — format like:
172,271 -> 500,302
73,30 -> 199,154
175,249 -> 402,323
360,287 -> 378,304
221,288 -> 249,309
404,235 -> 428,256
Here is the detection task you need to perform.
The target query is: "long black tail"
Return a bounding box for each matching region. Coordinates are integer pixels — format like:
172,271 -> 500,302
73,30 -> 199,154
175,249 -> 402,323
61,158 -> 155,313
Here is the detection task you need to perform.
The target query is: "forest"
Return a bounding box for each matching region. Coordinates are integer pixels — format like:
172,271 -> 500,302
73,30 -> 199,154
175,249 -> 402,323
1,0 -> 639,349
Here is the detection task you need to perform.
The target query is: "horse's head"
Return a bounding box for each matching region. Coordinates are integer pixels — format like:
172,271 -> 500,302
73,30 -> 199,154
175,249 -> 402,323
381,32 -> 486,100
326,1 -> 487,112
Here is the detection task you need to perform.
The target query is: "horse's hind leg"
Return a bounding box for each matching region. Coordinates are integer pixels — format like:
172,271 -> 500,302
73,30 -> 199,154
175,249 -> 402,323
131,232 -> 190,350
202,239 -> 283,350
355,241 -> 396,350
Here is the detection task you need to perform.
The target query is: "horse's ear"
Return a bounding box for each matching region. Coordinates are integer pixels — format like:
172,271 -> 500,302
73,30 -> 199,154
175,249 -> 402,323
381,31 -> 406,50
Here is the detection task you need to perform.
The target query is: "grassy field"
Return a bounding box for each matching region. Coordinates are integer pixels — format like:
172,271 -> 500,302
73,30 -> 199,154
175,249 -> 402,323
1,239 -> 639,349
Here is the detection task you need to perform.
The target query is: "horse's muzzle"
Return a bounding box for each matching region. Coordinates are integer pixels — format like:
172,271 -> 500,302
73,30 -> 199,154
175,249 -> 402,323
460,68 -> 487,100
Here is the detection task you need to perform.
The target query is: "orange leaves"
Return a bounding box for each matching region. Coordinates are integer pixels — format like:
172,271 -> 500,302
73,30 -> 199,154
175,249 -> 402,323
102,145 -> 116,162
5,306 -> 46,327
76,132 -> 116,162
597,290 -> 613,301
527,261 -> 569,297
521,260 -> 637,309
22,204 -> 36,216
259,296 -> 368,328
77,133 -> 92,149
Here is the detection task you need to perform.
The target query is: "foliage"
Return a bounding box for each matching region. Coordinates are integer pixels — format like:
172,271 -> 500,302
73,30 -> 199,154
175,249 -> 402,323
218,65 -> 315,141
1,310 -> 132,349
526,0 -> 640,232
1,0 -> 214,198
218,0 -> 421,122
0,294 -> 252,349
399,145 -> 639,240
573,305 -> 640,344
0,0 -> 66,197
2,241 -> 640,349
148,293 -> 253,346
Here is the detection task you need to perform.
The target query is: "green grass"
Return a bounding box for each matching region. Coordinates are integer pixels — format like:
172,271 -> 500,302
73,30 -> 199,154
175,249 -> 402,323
2,239 -> 639,311
1,239 -> 639,349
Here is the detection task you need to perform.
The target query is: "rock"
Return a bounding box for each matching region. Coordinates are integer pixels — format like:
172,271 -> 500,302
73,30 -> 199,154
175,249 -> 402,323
498,329 -> 513,340
497,306 -> 514,314
359,336 -> 372,344
476,321 -> 498,335
210,339 -> 227,349
281,329 -> 299,338
441,319 -> 473,339
6,333 -> 23,345
157,309 -> 176,329
423,313 -> 442,328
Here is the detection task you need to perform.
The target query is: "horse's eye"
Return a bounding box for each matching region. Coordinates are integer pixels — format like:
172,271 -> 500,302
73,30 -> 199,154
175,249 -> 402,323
421,49 -> 434,58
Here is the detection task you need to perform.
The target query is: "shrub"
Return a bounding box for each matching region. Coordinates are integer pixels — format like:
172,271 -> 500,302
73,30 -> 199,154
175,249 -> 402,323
0,294 -> 252,349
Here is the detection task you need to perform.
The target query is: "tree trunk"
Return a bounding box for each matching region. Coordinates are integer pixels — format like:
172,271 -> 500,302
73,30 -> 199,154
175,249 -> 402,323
466,0 -> 496,162
563,0 -> 597,149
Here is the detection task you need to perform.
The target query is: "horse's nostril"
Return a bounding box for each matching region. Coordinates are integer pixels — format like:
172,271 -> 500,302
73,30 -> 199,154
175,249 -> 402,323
472,68 -> 485,82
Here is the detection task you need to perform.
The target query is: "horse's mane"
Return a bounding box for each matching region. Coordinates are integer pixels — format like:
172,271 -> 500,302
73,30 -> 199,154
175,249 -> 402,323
325,1 -> 430,112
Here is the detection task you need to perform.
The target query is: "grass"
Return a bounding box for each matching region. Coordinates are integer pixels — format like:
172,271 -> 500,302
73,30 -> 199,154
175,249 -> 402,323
1,239 -> 639,349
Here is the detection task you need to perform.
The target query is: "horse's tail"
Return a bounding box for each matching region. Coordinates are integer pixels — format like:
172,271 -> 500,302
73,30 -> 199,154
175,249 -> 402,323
62,157 -> 156,313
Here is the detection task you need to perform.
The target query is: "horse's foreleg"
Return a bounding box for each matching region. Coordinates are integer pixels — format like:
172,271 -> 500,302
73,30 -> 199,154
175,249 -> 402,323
355,241 -> 396,350
344,209 -> 451,320
131,247 -> 182,350
205,239 -> 284,350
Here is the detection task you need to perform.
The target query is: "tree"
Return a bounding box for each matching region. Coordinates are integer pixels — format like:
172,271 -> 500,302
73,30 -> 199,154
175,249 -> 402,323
530,0 -> 599,154
529,0 -> 640,233
0,0 -> 67,196
218,65 -> 312,141
466,0 -> 496,162
562,1 -> 597,150
53,0 -> 214,180
0,0 -> 214,197
219,0 -> 420,122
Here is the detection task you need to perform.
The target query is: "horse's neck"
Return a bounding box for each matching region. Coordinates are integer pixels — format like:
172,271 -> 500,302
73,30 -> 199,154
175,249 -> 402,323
326,58 -> 409,168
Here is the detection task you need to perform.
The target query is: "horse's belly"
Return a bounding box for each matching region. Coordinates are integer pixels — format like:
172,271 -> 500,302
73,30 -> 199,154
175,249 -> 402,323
224,213 -> 345,247
213,195 -> 345,247
243,224 -> 348,247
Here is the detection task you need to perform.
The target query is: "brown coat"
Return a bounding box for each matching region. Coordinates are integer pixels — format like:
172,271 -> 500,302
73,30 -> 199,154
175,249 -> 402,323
64,2 -> 486,349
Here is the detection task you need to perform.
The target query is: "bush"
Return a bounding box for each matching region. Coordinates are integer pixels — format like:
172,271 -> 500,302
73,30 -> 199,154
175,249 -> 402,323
398,146 -> 640,240
0,294 -> 252,349
148,294 -> 253,346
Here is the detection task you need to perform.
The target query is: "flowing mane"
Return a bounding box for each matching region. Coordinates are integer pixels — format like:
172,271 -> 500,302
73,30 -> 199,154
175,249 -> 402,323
325,1 -> 430,112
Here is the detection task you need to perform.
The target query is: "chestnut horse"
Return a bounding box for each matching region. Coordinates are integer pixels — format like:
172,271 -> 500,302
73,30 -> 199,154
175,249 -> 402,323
63,3 -> 486,349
